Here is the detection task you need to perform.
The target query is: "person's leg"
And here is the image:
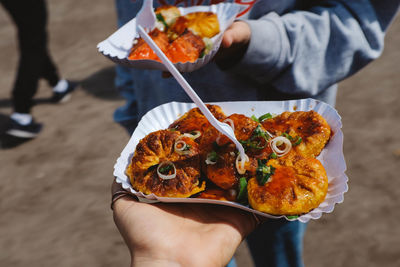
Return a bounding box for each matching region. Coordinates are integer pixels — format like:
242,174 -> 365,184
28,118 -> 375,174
1,0 -> 55,113
113,66 -> 138,135
113,0 -> 139,134
246,219 -> 307,267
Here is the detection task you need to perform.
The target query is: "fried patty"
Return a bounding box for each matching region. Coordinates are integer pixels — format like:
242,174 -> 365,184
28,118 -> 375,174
127,129 -> 205,197
168,104 -> 226,138
247,157 -> 328,215
261,111 -> 331,158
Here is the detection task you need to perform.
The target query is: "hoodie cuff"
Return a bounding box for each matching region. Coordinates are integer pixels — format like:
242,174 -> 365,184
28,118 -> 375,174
229,12 -> 285,84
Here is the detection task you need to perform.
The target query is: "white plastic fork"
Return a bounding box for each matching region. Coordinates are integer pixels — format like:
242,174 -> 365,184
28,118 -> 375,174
136,0 -> 246,158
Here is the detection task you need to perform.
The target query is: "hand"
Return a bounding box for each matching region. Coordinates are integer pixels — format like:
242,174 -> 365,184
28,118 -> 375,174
111,181 -> 261,267
161,21 -> 251,77
215,21 -> 251,69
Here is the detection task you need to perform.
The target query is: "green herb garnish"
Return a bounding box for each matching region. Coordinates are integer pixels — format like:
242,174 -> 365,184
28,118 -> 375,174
282,132 -> 293,140
159,164 -> 173,174
237,177 -> 248,203
251,115 -> 259,123
207,151 -> 218,162
258,113 -> 273,122
199,49 -> 205,58
256,159 -> 275,185
286,215 -> 299,220
293,136 -> 302,146
156,13 -> 168,29
269,152 -> 277,159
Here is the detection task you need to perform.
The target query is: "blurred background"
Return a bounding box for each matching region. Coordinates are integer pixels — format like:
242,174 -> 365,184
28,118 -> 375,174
0,0 -> 399,266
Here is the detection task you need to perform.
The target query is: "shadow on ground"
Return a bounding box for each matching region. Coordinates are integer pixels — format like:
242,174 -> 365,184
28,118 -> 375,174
79,66 -> 122,101
0,67 -> 122,149
0,66 -> 121,110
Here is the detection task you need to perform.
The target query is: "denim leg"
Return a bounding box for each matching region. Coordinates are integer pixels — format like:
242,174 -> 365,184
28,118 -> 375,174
246,219 -> 307,267
113,65 -> 138,135
113,0 -> 140,134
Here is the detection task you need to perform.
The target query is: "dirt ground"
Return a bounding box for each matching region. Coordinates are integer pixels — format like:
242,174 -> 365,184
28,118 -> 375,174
0,1 -> 399,266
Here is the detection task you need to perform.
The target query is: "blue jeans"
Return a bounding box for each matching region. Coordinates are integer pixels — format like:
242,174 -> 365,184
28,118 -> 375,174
247,219 -> 307,267
113,0 -> 139,134
113,65 -> 138,134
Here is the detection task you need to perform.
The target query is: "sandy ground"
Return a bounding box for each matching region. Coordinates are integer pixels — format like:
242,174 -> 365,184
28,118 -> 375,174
0,1 -> 399,266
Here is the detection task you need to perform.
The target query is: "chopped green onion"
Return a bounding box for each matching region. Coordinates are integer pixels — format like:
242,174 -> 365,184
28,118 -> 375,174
269,152 -> 277,159
286,215 -> 299,220
237,177 -> 248,203
258,113 -> 273,122
158,164 -> 173,174
282,132 -> 294,141
199,49 -> 205,58
156,13 -> 168,29
207,151 -> 218,162
256,159 -> 275,185
251,115 -> 259,123
293,136 -> 302,146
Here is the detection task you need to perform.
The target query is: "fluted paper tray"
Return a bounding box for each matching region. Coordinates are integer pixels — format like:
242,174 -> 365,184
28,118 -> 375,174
113,99 -> 348,223
97,3 -> 244,72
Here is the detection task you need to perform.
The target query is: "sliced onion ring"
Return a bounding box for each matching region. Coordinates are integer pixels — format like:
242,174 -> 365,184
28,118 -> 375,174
216,119 -> 235,145
270,136 -> 292,157
235,153 -> 249,175
157,161 -> 177,180
205,152 -> 217,165
183,131 -> 201,140
174,139 -> 191,155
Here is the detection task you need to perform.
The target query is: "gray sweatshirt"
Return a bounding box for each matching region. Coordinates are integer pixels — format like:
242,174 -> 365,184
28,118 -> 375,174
125,0 -> 399,117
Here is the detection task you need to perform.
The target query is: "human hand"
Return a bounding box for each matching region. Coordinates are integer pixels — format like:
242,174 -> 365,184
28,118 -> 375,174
161,21 -> 251,77
111,181 -> 261,267
214,21 -> 251,69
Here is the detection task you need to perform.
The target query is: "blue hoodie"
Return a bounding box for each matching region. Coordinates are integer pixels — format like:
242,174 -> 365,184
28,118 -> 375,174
115,0 -> 399,117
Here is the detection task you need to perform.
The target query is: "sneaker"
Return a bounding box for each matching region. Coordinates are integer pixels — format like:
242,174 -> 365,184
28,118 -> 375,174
6,118 -> 43,138
51,80 -> 77,103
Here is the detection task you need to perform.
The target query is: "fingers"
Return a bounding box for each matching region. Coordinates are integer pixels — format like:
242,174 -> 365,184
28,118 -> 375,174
111,180 -> 138,211
221,21 -> 251,49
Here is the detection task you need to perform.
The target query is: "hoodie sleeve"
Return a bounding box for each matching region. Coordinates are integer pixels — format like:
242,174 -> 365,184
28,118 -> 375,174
229,0 -> 399,96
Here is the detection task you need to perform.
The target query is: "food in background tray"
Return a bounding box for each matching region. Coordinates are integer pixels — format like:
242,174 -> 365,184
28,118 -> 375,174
128,5 -> 219,63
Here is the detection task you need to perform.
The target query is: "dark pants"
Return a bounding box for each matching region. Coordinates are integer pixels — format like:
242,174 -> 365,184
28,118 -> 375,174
247,219 -> 307,267
1,0 -> 59,113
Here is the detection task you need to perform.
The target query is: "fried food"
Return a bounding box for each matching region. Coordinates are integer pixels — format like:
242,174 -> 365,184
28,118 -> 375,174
126,129 -> 205,198
168,104 -> 226,137
127,107 -> 332,216
166,30 -> 205,63
129,7 -> 220,63
247,157 -> 328,215
197,187 -> 236,201
128,29 -> 169,61
155,5 -> 181,27
170,12 -> 220,38
200,114 -> 264,189
261,111 -> 331,158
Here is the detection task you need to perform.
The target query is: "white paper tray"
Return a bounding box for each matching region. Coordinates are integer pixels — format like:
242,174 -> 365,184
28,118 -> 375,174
113,99 -> 348,222
97,3 -> 244,72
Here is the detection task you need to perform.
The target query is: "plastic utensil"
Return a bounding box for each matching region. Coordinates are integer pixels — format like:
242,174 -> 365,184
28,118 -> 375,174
135,0 -> 156,32
135,0 -> 246,158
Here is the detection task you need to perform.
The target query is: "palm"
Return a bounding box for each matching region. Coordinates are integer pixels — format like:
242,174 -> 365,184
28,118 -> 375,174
113,197 -> 256,267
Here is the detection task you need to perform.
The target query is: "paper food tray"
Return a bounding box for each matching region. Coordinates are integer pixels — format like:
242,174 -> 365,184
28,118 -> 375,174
113,98 -> 348,223
97,3 -> 244,72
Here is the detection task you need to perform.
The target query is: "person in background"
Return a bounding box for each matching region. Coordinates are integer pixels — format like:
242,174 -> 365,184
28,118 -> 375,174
113,0 -> 139,134
111,0 -> 399,266
1,0 -> 76,139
